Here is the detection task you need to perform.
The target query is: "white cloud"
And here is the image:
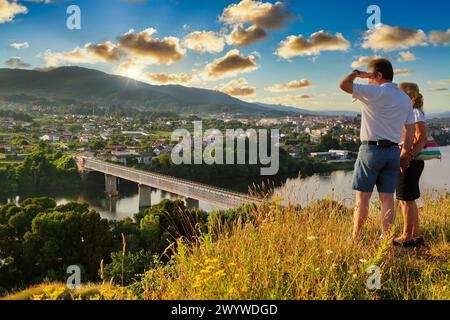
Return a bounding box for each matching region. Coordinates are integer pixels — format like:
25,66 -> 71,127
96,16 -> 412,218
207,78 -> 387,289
182,31 -> 225,54
265,79 -> 311,92
429,29 -> 450,46
361,24 -> 427,51
276,30 -> 350,59
398,51 -> 417,62
0,0 -> 28,24
10,42 -> 30,50
351,55 -> 383,68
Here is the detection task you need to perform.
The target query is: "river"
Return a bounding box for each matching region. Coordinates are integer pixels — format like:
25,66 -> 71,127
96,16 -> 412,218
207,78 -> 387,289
2,146 -> 449,220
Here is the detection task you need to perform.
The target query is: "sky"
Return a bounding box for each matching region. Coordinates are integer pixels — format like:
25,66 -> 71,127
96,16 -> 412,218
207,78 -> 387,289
0,0 -> 449,112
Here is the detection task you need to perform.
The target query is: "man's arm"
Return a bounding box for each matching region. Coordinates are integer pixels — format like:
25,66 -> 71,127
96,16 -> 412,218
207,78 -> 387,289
339,71 -> 371,94
400,123 -> 415,171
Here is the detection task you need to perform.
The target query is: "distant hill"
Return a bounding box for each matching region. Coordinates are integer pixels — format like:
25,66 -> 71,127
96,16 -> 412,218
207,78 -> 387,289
428,111 -> 450,119
256,103 -> 360,117
0,67 -> 277,115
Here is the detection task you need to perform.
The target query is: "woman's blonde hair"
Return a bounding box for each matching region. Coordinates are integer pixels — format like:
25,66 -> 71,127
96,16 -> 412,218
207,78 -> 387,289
399,82 -> 424,114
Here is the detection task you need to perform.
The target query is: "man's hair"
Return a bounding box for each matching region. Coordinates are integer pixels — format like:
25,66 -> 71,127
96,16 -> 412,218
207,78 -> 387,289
368,58 -> 394,82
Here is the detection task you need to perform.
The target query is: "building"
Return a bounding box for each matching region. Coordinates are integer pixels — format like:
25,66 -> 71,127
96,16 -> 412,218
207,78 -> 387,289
310,150 -> 349,160
153,145 -> 171,156
0,143 -> 12,153
40,134 -> 60,143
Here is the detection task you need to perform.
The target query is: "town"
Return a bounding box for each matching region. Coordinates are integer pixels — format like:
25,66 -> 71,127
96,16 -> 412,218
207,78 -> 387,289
2,107 -> 450,174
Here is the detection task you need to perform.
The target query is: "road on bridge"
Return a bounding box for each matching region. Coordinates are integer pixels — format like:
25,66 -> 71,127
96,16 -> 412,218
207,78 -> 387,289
77,157 -> 263,209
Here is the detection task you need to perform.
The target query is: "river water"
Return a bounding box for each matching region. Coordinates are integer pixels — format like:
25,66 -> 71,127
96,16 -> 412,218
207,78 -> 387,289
2,146 -> 449,220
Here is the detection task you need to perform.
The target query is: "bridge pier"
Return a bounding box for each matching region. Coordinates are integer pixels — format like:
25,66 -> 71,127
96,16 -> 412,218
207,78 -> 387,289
185,197 -> 200,210
138,185 -> 153,209
105,174 -> 119,197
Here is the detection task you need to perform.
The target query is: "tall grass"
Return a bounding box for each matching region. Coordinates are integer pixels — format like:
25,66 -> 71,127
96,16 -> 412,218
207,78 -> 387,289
141,194 -> 449,300
3,193 -> 449,300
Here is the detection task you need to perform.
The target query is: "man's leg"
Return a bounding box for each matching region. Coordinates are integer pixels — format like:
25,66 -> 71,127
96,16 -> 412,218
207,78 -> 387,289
353,191 -> 372,239
379,192 -> 396,236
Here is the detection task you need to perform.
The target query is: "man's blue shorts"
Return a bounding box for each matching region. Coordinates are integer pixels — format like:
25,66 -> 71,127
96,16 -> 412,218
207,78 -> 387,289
352,144 -> 400,193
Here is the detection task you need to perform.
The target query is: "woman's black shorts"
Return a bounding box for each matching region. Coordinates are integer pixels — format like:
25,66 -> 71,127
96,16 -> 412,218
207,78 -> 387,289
396,159 -> 425,201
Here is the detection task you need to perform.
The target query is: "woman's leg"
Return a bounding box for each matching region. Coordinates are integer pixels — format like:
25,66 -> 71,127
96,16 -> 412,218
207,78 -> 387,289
398,200 -> 415,241
410,200 -> 421,238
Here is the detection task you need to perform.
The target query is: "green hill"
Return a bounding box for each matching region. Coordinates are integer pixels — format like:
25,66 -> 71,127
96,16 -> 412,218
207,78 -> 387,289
0,67 -> 277,115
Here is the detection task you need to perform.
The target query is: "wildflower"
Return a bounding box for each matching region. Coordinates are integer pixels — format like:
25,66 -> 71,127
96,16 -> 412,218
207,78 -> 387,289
359,259 -> 368,263
315,267 -> 320,272
307,236 -> 320,241
228,287 -> 238,295
228,262 -> 237,267
326,250 -> 333,255
214,270 -> 226,277
272,196 -> 284,203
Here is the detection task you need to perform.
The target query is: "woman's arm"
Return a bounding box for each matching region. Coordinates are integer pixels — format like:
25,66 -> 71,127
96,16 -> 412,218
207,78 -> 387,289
411,122 -> 428,156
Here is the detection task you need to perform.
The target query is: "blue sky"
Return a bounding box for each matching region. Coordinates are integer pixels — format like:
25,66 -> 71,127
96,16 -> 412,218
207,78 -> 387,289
1,0 -> 449,112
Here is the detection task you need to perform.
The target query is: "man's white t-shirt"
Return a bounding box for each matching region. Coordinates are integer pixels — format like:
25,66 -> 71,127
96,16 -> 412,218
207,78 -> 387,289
353,82 -> 415,144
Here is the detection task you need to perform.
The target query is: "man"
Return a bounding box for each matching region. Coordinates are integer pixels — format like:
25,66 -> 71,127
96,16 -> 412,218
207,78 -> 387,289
339,58 -> 415,239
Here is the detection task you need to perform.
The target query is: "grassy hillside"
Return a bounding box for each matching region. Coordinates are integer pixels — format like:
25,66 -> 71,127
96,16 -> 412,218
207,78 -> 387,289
3,193 -> 449,300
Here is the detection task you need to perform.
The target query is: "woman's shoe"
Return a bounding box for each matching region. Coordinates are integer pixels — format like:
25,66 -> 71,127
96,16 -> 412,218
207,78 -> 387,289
414,236 -> 425,247
393,238 -> 417,248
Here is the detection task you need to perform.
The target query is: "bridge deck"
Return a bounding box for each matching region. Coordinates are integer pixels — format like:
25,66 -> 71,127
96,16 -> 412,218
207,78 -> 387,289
81,158 -> 262,209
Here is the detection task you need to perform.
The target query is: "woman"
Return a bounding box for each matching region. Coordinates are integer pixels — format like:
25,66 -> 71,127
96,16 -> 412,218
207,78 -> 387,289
394,83 -> 429,247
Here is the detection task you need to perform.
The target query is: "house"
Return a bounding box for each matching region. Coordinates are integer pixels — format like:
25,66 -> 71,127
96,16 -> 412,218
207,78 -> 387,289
310,150 -> 349,161
153,145 -> 171,156
111,151 -> 136,165
136,152 -> 152,165
0,143 -> 12,153
40,134 -> 60,142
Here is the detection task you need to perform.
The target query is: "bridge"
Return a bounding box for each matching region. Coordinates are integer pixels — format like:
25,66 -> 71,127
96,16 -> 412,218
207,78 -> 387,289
76,157 -> 263,210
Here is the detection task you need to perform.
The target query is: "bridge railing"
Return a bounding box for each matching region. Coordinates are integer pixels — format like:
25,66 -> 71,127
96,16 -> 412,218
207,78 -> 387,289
82,158 -> 263,204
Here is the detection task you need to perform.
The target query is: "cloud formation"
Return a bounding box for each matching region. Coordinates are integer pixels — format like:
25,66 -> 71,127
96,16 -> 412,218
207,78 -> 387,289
10,42 -> 30,50
182,31 -> 225,54
117,28 -> 186,65
427,79 -> 450,85
265,94 -> 311,107
429,29 -> 450,46
362,24 -> 427,51
227,25 -> 268,47
218,78 -> 256,96
394,69 -> 413,77
143,72 -> 192,84
0,0 -> 28,24
265,79 -> 311,92
429,88 -> 448,92
276,30 -> 350,59
398,51 -> 417,62
5,56 -> 31,69
350,55 -> 382,68
44,42 -> 123,66
204,49 -> 259,79
220,0 -> 293,29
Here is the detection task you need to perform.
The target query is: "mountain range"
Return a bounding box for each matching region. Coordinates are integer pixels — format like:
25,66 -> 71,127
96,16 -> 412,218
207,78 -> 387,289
0,66 -> 357,117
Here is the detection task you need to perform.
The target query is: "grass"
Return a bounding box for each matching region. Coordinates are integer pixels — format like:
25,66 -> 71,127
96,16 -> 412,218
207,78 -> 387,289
3,193 -> 449,300
140,194 -> 449,300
